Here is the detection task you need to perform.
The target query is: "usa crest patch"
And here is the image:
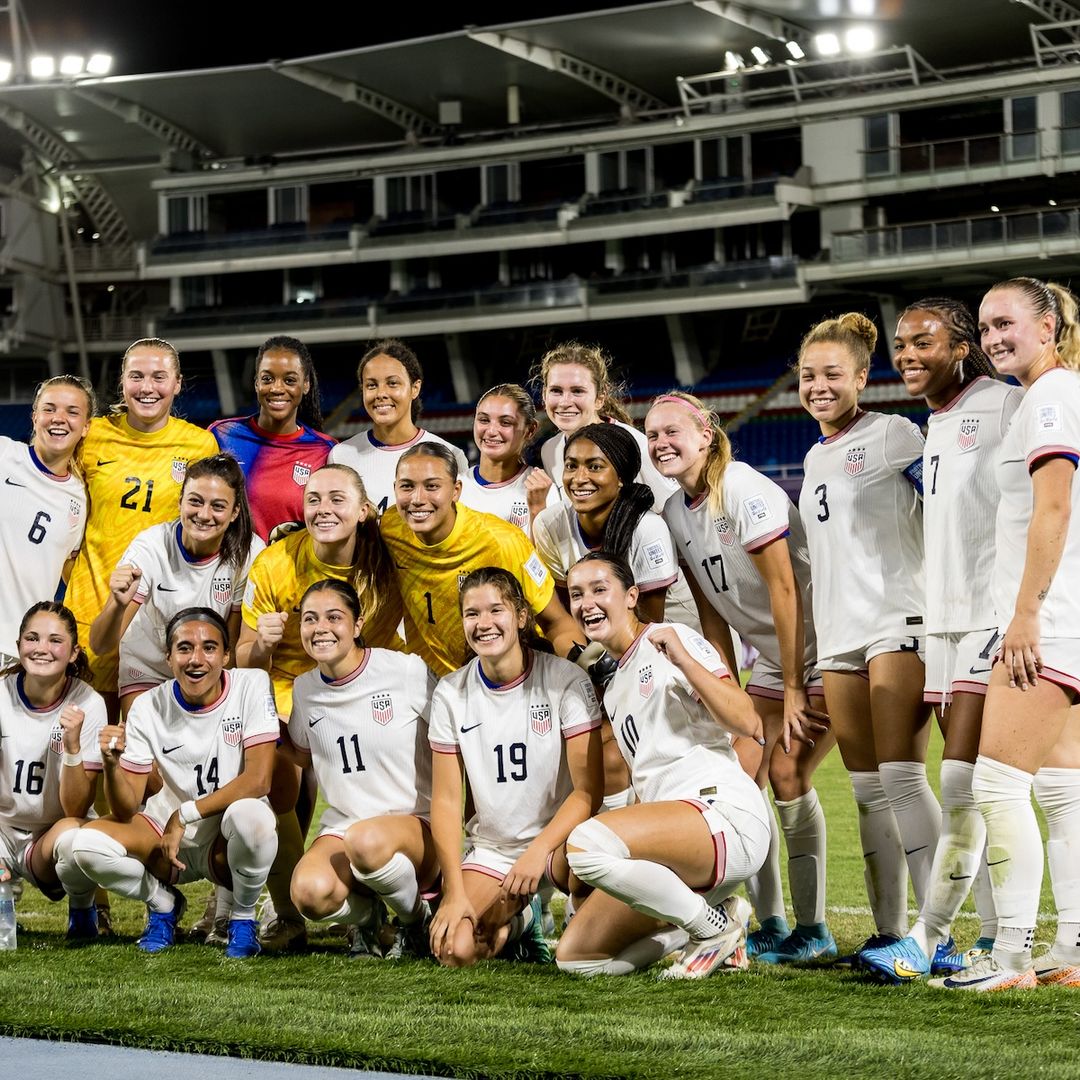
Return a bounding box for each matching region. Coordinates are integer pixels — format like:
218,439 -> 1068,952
212,577 -> 232,606
50,724 -> 63,755
371,692 -> 394,726
713,518 -> 736,547
530,703 -> 552,736
221,716 -> 243,747
639,664 -> 654,699
957,418 -> 979,451
292,462 -> 311,486
171,458 -> 187,484
509,500 -> 529,529
68,498 -> 82,529
845,447 -> 866,476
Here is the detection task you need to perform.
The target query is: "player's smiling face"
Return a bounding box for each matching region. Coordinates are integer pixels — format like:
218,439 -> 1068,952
544,363 -> 602,435
256,348 -> 309,429
564,438 -> 620,513
122,346 -> 181,433
461,583 -> 527,661
181,475 -> 239,552
645,402 -> 710,483
18,611 -> 79,683
304,469 -> 367,548
893,312 -> 966,405
979,287 -> 1056,385
395,455 -> 461,545
474,395 -> 533,466
31,384 -> 92,462
299,592 -> 363,670
362,354 -> 420,435
567,559 -> 638,652
168,620 -> 228,705
799,342 -> 866,428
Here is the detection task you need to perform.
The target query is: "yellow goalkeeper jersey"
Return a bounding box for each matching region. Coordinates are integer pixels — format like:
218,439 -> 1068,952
380,501 -> 555,676
65,412 -> 218,689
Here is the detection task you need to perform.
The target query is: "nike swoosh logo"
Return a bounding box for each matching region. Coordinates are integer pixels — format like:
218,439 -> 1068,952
684,538 -> 692,546
904,845 -> 928,856
162,744 -> 183,754
4,477 -> 25,488
97,459 -> 117,466
948,873 -> 972,881
968,666 -> 993,675
460,722 -> 482,733
308,716 -> 324,728
156,584 -> 177,592
986,858 -> 1008,867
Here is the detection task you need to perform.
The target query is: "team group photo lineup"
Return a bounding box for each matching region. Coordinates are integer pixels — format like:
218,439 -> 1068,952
2,273 -> 1079,996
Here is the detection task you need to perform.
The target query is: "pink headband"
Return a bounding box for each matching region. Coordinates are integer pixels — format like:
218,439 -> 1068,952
653,394 -> 712,429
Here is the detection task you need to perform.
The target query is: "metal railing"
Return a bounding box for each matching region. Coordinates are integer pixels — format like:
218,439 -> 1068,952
75,314 -> 150,342
862,130 -> 1040,178
70,244 -> 139,273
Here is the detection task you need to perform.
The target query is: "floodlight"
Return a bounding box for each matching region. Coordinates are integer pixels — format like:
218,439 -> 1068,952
86,54 -> 113,75
786,41 -> 805,60
814,33 -> 841,56
29,55 -> 55,78
0,61 -> 11,83
845,27 -> 877,53
750,46 -> 770,65
60,55 -> 85,76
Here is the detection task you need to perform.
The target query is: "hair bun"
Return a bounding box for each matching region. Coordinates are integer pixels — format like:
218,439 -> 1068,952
837,312 -> 878,351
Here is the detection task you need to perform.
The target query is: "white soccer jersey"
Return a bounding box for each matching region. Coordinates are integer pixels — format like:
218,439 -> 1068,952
429,650 -> 601,856
602,622 -> 760,810
117,521 -> 265,692
540,421 -> 678,512
993,368 -> 1080,638
290,650 -> 436,834
799,412 -> 926,658
121,667 -> 279,827
923,377 -> 1022,635
0,674 -> 104,832
0,438 -> 87,657
458,465 -> 559,533
532,501 -> 699,628
328,429 -> 469,517
664,461 -> 816,669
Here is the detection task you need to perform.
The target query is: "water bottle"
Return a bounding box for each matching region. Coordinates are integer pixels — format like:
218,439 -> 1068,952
0,879 -> 17,950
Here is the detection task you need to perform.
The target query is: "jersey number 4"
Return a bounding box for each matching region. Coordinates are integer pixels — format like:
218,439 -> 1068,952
120,477 -> 155,513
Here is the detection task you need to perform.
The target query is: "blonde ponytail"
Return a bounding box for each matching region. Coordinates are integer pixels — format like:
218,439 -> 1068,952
650,390 -> 733,519
798,311 -> 877,374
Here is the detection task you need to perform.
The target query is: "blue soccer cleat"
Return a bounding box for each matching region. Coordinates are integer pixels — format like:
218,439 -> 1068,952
66,905 -> 99,943
929,937 -> 967,975
757,926 -> 838,965
834,932 -> 902,969
747,915 -> 790,958
225,917 -> 262,959
504,896 -> 552,963
859,934 -> 931,983
137,888 -> 187,954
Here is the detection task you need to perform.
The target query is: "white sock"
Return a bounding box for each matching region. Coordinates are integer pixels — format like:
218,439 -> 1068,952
972,755 -> 1039,971
910,760 -> 988,958
72,828 -> 171,912
850,771 -> 907,938
51,828 -> 97,909
745,787 -> 786,925
557,927 -> 688,976
322,893 -> 377,927
776,789 -> 828,928
1034,766 -> 1080,964
879,760 -> 942,913
221,799 -> 279,920
351,851 -> 423,924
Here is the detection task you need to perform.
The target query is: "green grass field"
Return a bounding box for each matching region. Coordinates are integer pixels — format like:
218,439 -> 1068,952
0,729 -> 1075,1080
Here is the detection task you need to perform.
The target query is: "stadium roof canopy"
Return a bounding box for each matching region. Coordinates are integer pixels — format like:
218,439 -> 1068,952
0,0 -> 1061,238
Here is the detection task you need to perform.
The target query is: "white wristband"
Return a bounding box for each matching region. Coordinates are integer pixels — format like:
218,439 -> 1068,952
62,751 -> 83,768
178,800 -> 201,826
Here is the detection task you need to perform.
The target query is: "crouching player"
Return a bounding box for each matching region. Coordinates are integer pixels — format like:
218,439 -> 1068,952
0,603 -> 106,937
556,553 -> 770,978
55,608 -> 279,957
428,567 -> 604,966
285,580 -> 439,958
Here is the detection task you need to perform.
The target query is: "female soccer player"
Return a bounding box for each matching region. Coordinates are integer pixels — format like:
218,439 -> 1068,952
238,463 -> 403,952
381,442 -> 579,675
64,338 -> 218,717
534,342 -> 675,510
798,312 -> 939,962
329,339 -> 467,516
532,423 -> 698,627
555,553 -> 769,978
0,602 -> 105,937
286,579 -> 439,959
428,567 -> 603,966
933,277 -> 1080,992
860,298 -> 1018,983
459,383 -> 556,532
0,375 -> 95,665
210,335 -> 335,543
89,454 -> 263,717
645,390 -> 835,964
57,608 -> 279,958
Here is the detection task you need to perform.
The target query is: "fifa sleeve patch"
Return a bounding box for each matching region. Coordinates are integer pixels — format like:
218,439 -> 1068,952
643,541 -> 666,568
523,551 -> 548,587
265,693 -> 280,724
1036,403 -> 1063,432
743,495 -> 771,523
687,631 -> 721,667
902,458 -> 924,495
578,679 -> 601,716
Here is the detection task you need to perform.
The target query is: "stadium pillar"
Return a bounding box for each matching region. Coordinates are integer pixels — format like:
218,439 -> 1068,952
446,333 -> 480,404
666,314 -> 706,388
212,349 -> 237,416
877,296 -> 902,339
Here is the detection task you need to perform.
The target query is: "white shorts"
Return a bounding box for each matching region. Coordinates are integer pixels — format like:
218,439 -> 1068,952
818,634 -> 924,674
1023,637 -> 1080,698
139,811 -> 226,885
924,628 -> 999,705
680,796 -> 771,896
0,821 -> 64,900
461,841 -> 555,891
316,809 -> 430,842
745,656 -> 823,701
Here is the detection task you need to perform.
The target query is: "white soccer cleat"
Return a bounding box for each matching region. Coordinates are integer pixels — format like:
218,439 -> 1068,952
928,952 -> 1036,992
1033,946 -> 1080,987
660,895 -> 752,980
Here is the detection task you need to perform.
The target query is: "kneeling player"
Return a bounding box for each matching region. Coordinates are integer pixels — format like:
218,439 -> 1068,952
556,553 -> 770,978
57,608 -> 279,957
428,567 -> 603,967
285,579 -> 439,958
